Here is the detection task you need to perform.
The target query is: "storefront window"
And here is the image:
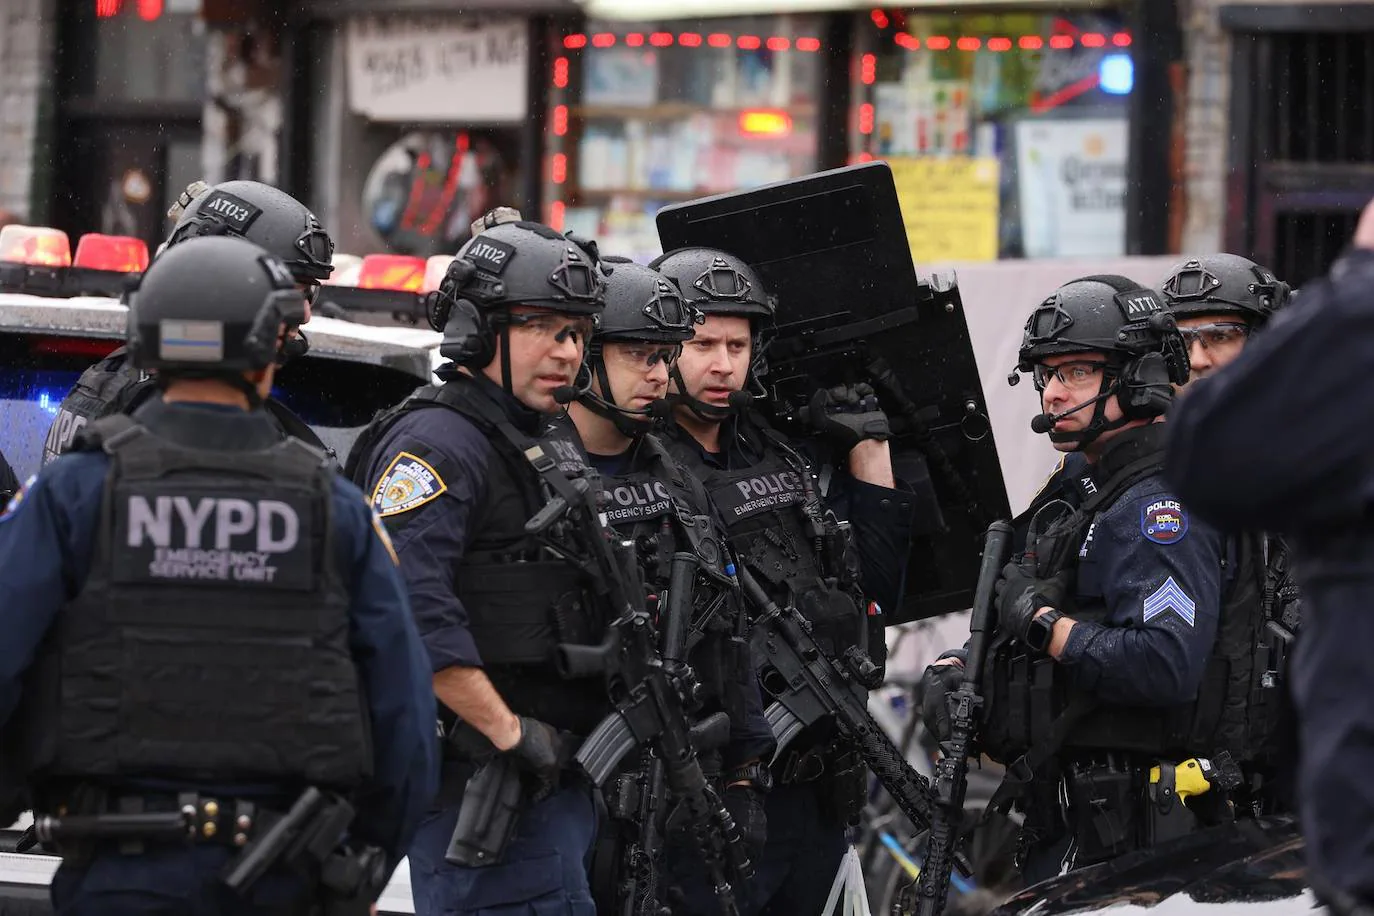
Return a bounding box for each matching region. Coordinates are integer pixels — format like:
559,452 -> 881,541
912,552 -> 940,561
857,9 -> 1131,262
88,5 -> 208,103
548,15 -> 824,262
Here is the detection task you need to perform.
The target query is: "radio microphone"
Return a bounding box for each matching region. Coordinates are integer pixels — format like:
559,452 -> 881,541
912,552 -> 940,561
553,385 -> 579,405
727,390 -> 755,410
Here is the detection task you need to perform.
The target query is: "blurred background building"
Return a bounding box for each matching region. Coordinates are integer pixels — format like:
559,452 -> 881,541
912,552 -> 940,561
3,0 -> 1370,285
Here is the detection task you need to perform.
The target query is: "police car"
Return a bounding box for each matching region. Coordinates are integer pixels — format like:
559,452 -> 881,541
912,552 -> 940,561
0,225 -> 442,915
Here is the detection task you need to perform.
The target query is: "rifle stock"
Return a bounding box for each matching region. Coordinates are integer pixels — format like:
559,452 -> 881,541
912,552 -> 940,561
910,520 -> 1013,916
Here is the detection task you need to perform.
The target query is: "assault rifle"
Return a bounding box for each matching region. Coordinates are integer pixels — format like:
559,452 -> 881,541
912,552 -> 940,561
909,521 -> 1012,916
738,568 -> 970,880
526,469 -> 750,916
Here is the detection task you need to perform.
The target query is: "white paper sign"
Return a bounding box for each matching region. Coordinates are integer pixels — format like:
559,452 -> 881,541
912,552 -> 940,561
346,16 -> 527,123
1015,117 -> 1129,259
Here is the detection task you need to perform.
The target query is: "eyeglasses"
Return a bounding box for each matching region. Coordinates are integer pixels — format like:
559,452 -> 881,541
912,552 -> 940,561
1032,361 -> 1108,391
1177,322 -> 1249,350
507,311 -> 596,347
607,342 -> 682,369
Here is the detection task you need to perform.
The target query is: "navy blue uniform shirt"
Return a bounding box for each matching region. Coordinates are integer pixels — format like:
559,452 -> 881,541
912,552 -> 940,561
1166,248 -> 1374,900
0,450 -> 17,503
0,398 -> 438,874
1058,468 -> 1224,706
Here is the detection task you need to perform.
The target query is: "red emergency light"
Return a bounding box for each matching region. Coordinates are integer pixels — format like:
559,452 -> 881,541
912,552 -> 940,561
0,226 -> 72,268
73,234 -> 150,273
358,255 -> 426,293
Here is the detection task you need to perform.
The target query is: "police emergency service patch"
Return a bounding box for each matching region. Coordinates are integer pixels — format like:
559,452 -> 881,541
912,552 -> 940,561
372,452 -> 447,517
1143,576 -> 1197,627
1141,499 -> 1188,544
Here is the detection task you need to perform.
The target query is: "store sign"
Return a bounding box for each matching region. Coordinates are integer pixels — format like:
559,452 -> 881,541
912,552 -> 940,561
889,157 -> 999,263
346,16 -> 527,123
1014,118 -> 1128,259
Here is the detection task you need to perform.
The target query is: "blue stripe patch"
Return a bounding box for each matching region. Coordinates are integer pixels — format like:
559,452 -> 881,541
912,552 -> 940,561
1143,576 -> 1196,627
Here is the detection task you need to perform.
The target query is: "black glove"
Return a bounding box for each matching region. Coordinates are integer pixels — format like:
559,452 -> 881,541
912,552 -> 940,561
723,785 -> 767,863
806,383 -> 891,452
504,717 -> 564,803
921,661 -> 966,742
995,562 -> 1070,643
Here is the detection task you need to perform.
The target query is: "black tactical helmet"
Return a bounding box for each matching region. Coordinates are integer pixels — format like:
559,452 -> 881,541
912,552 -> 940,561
578,257 -> 698,436
595,257 -> 699,345
649,247 -> 775,319
165,180 -> 335,283
126,236 -> 305,376
1159,253 -> 1289,326
429,220 -> 607,370
1013,275 -> 1190,446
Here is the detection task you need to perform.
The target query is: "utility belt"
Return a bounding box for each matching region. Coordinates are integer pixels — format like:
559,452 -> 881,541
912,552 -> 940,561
26,786 -> 383,914
1034,751 -> 1242,869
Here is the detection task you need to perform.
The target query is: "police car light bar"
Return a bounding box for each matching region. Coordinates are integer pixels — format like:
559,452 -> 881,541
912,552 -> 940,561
315,254 -> 430,325
0,226 -> 148,299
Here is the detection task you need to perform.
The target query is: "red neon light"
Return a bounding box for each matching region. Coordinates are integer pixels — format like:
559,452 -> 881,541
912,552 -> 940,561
708,33 -> 732,48
857,152 -> 875,163
552,105 -> 568,136
548,201 -> 566,232
650,32 -> 674,47
1113,32 -> 1132,47
861,53 -> 876,84
1049,34 -> 1074,49
894,32 -> 919,49
767,37 -> 790,51
858,103 -> 874,135
95,0 -> 120,17
625,33 -> 645,47
679,33 -> 702,47
871,9 -> 889,29
926,35 -> 951,50
1080,32 -> 1106,48
137,0 -> 162,20
737,35 -> 761,50
551,154 -> 567,184
591,32 -> 615,47
795,37 -> 821,52
957,37 -> 980,51
553,57 -> 569,88
1031,73 -> 1100,113
987,37 -> 1012,52
1019,35 -> 1043,50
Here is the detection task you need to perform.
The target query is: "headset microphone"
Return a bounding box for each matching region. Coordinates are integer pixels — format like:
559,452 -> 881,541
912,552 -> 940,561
727,390 -> 755,410
553,385 -> 579,405
1030,389 -> 1117,434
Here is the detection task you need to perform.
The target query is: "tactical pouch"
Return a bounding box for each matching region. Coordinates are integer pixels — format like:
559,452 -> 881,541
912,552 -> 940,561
818,746 -> 866,828
1063,761 -> 1140,865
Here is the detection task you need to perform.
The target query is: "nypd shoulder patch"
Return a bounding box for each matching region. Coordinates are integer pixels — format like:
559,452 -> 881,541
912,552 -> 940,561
1141,498 -> 1188,545
372,452 -> 447,518
1143,576 -> 1197,627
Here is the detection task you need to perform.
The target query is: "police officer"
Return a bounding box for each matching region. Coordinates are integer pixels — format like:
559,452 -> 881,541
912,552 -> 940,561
43,179 -> 335,464
650,246 -> 916,914
562,256 -> 775,910
924,275 -> 1255,881
0,235 -> 437,915
1164,201 -> 1374,911
1158,253 -> 1298,814
347,219 -> 609,915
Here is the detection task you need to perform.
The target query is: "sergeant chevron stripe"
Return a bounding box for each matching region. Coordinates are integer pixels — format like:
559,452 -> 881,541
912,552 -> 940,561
1143,576 -> 1196,627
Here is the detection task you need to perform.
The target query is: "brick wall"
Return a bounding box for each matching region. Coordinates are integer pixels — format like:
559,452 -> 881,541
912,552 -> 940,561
0,0 -> 52,222
1179,0 -> 1360,255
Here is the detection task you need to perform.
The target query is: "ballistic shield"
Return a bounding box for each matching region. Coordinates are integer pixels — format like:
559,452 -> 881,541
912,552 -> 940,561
657,162 -> 1011,623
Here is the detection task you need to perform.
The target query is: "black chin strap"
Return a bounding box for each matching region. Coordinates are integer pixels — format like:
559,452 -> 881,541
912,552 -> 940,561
666,363 -> 736,424
579,357 -> 655,437
1045,374 -> 1131,449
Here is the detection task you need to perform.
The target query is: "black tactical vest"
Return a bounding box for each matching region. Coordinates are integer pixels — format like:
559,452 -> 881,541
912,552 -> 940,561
981,427 -> 1270,769
663,417 -> 868,665
17,415 -> 370,791
44,347 -> 331,465
348,374 -> 609,734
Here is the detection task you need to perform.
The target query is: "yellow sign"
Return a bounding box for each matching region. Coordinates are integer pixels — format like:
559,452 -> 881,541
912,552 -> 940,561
888,157 -> 1000,264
